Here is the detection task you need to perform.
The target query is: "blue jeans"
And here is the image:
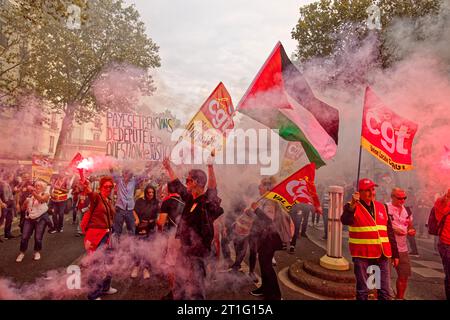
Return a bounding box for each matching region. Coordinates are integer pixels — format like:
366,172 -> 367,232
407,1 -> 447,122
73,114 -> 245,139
353,256 -> 391,300
438,241 -> 450,300
20,215 -> 48,252
51,200 -> 67,231
87,233 -> 113,300
113,207 -> 135,235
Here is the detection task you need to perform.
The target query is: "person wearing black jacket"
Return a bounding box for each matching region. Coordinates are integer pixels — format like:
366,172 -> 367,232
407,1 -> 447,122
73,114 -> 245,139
0,172 -> 16,239
131,184 -> 159,280
162,157 -> 223,300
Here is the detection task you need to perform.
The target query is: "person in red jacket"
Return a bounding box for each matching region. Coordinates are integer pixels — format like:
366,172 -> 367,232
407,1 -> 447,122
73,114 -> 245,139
341,178 -> 399,300
435,188 -> 450,300
80,176 -> 117,300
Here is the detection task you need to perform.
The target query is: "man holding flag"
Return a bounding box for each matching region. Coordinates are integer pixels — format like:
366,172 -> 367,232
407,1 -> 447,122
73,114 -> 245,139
341,178 -> 399,300
249,163 -> 320,299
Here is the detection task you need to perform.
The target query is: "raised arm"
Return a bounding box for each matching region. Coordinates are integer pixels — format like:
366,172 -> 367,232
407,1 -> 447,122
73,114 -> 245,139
207,164 -> 216,190
162,157 -> 177,182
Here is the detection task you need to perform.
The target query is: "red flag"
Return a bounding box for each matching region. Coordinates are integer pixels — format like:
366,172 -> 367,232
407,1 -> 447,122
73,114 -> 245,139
361,87 -> 418,171
182,82 -> 235,152
264,163 -> 320,212
68,153 -> 84,170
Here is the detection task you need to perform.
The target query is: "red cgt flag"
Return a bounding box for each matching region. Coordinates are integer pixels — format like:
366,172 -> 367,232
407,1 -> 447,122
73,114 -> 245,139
68,153 -> 84,171
264,163 -> 320,212
361,87 -> 418,171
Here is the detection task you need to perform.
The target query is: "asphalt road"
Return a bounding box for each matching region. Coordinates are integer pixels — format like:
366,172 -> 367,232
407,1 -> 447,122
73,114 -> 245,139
0,214 -> 446,300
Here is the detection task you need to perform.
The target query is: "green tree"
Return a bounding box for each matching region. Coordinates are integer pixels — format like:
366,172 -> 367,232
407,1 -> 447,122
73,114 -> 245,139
0,0 -> 89,106
2,0 -> 160,159
291,0 -> 441,65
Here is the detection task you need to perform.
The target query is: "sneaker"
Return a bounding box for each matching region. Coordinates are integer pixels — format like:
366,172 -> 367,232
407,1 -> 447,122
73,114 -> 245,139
248,272 -> 258,283
250,287 -> 264,297
5,234 -> 17,239
321,236 -> 328,240
33,252 -> 41,261
95,297 -> 102,300
48,229 -> 57,234
143,268 -> 150,279
58,229 -> 63,233
16,253 -> 25,263
409,253 -> 420,258
272,257 -> 277,266
289,245 -> 295,254
131,266 -> 139,278
104,287 -> 118,295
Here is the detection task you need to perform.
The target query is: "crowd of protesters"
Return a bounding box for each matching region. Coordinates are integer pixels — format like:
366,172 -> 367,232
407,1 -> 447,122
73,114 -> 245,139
1,164 -> 449,301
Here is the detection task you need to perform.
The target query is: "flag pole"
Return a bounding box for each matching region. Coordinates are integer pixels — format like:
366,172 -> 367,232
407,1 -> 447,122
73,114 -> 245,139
355,144 -> 362,191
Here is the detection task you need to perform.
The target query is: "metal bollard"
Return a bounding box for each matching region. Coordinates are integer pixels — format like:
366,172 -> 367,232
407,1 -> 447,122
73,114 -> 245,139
320,185 -> 349,271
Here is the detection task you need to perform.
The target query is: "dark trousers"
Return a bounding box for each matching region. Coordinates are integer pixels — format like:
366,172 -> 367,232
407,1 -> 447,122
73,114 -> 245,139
173,251 -> 206,300
248,235 -> 258,273
290,212 -> 302,247
257,232 -> 283,300
353,256 -> 391,300
221,232 -> 233,264
299,210 -> 309,235
51,200 -> 67,231
20,216 -> 47,252
19,210 -> 26,233
1,207 -> 14,237
87,233 -> 112,300
438,241 -> 450,300
323,208 -> 329,238
231,235 -> 249,269
407,234 -> 419,255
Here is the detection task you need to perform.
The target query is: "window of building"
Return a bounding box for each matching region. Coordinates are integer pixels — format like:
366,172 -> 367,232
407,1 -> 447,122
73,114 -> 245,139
49,136 -> 55,153
93,133 -> 100,141
50,113 -> 57,129
94,117 -> 102,129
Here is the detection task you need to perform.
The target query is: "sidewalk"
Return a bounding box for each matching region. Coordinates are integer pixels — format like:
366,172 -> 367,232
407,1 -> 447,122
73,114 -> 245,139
299,221 -> 446,300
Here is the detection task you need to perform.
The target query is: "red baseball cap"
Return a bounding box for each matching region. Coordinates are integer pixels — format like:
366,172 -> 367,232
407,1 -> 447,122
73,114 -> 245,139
358,178 -> 378,191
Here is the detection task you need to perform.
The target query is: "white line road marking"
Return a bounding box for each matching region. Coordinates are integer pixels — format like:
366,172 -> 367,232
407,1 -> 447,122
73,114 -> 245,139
413,260 -> 444,270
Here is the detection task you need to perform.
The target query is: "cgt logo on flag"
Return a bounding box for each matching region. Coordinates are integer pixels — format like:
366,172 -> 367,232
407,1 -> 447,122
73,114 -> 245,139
361,87 -> 418,171
264,163 -> 320,212
286,178 -> 313,204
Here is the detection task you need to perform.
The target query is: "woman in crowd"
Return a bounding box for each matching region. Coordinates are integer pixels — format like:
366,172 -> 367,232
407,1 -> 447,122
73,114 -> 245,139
80,176 -> 117,300
131,184 -> 159,279
16,181 -> 50,262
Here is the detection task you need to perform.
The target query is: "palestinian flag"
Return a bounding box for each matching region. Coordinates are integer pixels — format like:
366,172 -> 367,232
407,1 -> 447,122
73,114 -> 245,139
237,42 -> 339,167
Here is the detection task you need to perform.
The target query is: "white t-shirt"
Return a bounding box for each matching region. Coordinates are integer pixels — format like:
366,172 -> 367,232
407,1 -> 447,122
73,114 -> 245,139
26,195 -> 49,220
386,202 -> 411,253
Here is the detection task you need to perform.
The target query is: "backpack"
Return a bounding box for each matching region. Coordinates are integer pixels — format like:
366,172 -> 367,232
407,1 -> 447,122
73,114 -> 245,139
427,207 -> 450,236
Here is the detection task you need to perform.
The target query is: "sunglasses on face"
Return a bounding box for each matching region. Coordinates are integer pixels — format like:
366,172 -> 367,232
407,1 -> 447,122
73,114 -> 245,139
394,196 -> 407,200
102,185 -> 114,189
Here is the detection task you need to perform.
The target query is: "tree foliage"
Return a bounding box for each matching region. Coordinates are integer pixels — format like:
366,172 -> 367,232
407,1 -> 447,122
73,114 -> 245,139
1,0 -> 161,159
291,0 -> 441,65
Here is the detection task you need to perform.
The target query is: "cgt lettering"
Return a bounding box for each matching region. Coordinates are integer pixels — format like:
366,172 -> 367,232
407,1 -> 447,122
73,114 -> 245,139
366,111 -> 411,155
